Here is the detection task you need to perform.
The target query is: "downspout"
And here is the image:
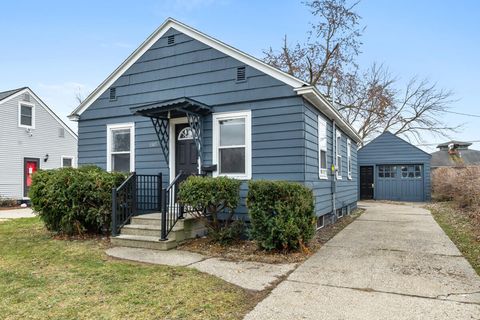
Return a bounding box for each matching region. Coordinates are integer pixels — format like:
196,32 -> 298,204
332,120 -> 336,222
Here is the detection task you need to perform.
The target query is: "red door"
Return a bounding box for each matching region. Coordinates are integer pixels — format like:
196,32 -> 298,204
24,158 -> 40,197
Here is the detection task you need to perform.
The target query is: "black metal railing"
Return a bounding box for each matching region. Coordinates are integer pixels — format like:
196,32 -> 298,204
160,171 -> 187,240
111,172 -> 162,236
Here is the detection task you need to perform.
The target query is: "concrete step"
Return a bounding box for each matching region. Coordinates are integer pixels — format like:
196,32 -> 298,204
121,224 -> 185,241
111,234 -> 178,251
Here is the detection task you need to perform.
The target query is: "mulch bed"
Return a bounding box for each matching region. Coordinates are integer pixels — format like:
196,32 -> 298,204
178,209 -> 364,264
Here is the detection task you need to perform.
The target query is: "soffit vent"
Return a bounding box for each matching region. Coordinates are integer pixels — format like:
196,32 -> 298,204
236,66 -> 246,82
109,87 -> 116,101
167,35 -> 175,45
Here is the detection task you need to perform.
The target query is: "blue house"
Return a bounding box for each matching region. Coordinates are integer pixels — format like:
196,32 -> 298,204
358,132 -> 431,202
69,18 -> 362,248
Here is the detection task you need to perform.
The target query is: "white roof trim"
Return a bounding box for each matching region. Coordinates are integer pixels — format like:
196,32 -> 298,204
1,87 -> 78,139
294,86 -> 362,143
69,18 -> 308,119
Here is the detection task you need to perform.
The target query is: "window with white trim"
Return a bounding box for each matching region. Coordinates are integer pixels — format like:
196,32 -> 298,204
61,156 -> 74,168
347,138 -> 352,180
316,215 -> 325,229
336,131 -> 342,179
18,102 -> 35,128
318,116 -> 328,179
213,111 -> 251,179
107,123 -> 135,173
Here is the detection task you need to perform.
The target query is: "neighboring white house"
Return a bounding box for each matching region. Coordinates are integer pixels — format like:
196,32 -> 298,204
0,87 -> 77,201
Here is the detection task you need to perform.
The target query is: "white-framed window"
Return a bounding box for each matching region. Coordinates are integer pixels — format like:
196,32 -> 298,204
212,110 -> 251,179
347,138 -> 352,180
61,156 -> 75,168
316,215 -> 325,230
318,116 -> 328,179
107,123 -> 135,173
337,208 -> 344,218
18,101 -> 35,128
336,131 -> 342,179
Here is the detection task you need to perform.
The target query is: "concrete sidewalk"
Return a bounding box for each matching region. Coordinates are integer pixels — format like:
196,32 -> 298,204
0,208 -> 35,220
106,246 -> 296,291
245,202 -> 480,320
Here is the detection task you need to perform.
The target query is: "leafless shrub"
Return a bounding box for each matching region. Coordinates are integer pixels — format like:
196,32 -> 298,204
432,167 -> 480,221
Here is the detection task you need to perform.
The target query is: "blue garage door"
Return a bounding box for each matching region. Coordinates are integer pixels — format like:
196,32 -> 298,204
376,165 -> 424,202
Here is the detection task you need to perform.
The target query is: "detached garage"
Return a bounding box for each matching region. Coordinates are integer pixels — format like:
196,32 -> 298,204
358,132 -> 431,202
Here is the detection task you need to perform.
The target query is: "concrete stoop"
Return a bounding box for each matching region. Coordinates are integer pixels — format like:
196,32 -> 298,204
111,212 -> 207,251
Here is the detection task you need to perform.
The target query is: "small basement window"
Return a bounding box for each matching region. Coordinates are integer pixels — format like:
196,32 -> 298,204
167,35 -> 175,45
316,215 -> 325,229
109,87 -> 117,101
61,156 -> 74,168
337,208 -> 343,218
236,66 -> 246,82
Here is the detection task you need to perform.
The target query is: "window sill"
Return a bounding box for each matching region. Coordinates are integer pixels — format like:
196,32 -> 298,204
214,173 -> 251,180
319,174 -> 328,180
19,124 -> 34,129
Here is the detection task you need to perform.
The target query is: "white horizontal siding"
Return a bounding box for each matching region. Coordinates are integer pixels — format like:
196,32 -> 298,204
0,93 -> 77,199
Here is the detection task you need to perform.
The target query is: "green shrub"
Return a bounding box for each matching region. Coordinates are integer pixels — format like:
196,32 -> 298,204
29,166 -> 126,235
0,195 -> 17,207
246,180 -> 316,251
178,176 -> 242,243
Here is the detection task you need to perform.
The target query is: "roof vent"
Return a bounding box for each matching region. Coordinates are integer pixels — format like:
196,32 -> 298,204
23,93 -> 30,102
167,35 -> 175,45
58,128 -> 65,138
236,66 -> 246,82
109,87 -> 116,101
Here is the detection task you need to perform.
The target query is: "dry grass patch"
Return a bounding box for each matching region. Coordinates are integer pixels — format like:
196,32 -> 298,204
429,202 -> 480,275
0,218 -> 253,320
179,209 -> 363,264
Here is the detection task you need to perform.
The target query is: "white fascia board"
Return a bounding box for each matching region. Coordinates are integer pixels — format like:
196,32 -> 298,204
69,18 -> 308,119
294,86 -> 362,143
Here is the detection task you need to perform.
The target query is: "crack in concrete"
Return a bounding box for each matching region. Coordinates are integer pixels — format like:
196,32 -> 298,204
285,279 -> 480,306
436,290 -> 480,300
323,244 -> 464,258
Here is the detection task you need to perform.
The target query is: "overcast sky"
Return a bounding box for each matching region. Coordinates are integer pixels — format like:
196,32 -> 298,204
1,0 -> 478,152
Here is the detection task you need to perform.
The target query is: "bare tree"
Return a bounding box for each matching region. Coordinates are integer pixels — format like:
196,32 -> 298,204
75,87 -> 84,104
263,0 -> 457,143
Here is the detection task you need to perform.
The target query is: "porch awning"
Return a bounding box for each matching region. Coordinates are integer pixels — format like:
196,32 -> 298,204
130,97 -> 210,170
130,97 -> 212,119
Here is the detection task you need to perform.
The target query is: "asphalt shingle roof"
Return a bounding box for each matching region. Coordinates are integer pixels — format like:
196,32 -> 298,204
431,149 -> 480,167
0,87 -> 27,102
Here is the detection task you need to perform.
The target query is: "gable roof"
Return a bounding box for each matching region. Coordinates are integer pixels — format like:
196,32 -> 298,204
359,131 -> 431,157
0,87 -> 78,139
0,87 -> 27,102
68,18 -> 362,143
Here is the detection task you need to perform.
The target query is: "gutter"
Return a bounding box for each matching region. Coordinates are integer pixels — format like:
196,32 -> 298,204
294,86 -> 362,144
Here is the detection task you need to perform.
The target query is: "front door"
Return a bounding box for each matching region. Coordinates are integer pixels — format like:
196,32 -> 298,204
24,158 -> 40,197
360,166 -> 374,200
175,123 -> 198,177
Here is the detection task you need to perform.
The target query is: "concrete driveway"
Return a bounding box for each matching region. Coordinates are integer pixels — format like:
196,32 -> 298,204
245,202 -> 480,320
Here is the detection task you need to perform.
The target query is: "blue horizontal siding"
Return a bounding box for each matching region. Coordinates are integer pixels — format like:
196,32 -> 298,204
358,132 -> 431,201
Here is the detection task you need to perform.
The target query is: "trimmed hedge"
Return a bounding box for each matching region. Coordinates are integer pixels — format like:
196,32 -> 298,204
29,166 -> 126,235
246,180 -> 316,251
178,176 -> 242,244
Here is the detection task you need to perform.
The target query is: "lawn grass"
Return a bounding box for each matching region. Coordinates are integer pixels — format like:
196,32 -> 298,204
0,218 -> 252,320
429,202 -> 480,275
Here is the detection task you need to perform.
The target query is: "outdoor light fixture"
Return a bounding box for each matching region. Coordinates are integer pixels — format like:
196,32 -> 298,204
44,154 -> 49,162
